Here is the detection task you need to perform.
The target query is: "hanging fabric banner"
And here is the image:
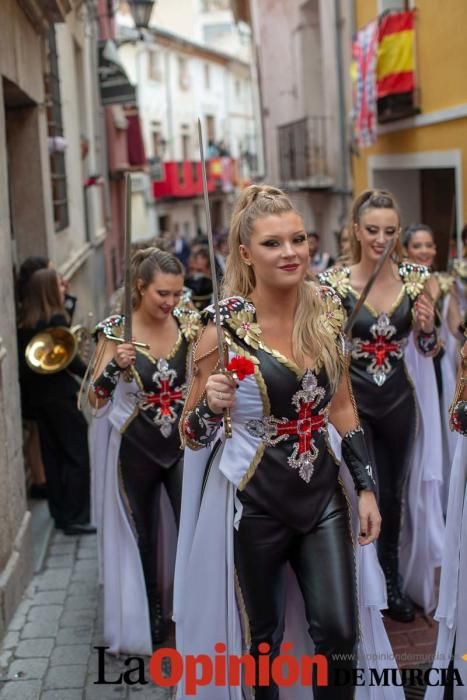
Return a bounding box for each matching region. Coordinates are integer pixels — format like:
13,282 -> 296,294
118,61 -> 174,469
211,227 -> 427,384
377,10 -> 416,99
352,20 -> 379,147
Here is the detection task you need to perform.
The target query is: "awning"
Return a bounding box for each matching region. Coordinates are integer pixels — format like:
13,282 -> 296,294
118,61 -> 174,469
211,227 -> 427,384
98,40 -> 136,106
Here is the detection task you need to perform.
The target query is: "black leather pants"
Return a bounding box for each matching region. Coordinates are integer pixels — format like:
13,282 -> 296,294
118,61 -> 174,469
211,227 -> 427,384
234,487 -> 357,699
360,390 -> 416,566
119,438 -> 182,639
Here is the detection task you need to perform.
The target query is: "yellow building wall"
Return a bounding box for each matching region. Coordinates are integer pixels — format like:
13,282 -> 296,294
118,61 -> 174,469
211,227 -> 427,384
353,0 -> 467,225
352,118 -> 467,216
355,0 -> 467,115
355,0 -> 377,29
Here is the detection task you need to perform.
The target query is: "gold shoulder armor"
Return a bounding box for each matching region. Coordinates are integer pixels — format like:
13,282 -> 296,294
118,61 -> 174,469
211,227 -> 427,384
436,272 -> 455,297
399,262 -> 430,300
93,314 -> 124,341
318,266 -> 351,298
318,285 -> 346,339
173,306 -> 201,343
452,258 -> 467,283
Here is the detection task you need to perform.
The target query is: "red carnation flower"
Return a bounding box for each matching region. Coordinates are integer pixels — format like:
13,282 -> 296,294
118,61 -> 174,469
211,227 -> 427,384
227,355 -> 255,380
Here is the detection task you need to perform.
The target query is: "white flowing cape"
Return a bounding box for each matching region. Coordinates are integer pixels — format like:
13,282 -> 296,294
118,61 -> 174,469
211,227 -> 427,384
174,350 -> 404,699
400,336 -> 445,613
90,378 -> 177,655
425,437 -> 467,700
89,404 -> 112,585
439,296 -> 460,511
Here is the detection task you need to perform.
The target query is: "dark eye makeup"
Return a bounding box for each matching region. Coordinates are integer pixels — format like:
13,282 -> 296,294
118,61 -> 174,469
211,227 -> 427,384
365,226 -> 397,236
261,234 -> 307,247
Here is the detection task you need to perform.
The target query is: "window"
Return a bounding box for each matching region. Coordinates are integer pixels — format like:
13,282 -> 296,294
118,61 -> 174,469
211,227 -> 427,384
204,64 -> 211,90
183,222 -> 191,238
45,27 -> 69,233
235,79 -> 241,97
181,125 -> 190,161
152,121 -> 163,158
178,57 -> 190,90
148,50 -> 162,81
201,0 -> 230,11
203,23 -> 233,43
177,162 -> 185,185
377,0 -> 410,12
206,115 -> 215,142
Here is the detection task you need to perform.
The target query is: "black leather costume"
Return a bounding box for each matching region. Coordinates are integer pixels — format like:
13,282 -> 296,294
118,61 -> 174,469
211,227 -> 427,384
94,306 -> 200,644
184,290 -> 375,699
320,262 -> 438,621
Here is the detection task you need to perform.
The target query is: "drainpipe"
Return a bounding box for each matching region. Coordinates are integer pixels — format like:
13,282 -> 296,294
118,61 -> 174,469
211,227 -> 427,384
334,0 -> 349,227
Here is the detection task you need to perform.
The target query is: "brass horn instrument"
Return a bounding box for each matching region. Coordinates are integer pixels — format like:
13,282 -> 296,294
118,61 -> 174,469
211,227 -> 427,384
25,326 -> 78,374
25,315 -> 95,375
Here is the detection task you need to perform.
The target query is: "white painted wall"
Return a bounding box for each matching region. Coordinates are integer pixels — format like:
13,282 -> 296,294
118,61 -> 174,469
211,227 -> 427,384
52,8 -> 109,323
120,42 -> 246,161
118,0 -> 251,61
55,23 -> 87,266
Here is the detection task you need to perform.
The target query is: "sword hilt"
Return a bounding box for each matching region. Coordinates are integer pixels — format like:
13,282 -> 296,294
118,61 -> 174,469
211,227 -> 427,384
218,367 -> 233,439
223,409 -> 233,439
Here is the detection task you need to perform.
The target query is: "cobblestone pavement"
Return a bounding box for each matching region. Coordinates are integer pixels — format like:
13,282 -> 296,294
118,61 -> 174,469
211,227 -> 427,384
0,527 -> 440,700
0,531 -> 170,700
385,607 -> 438,670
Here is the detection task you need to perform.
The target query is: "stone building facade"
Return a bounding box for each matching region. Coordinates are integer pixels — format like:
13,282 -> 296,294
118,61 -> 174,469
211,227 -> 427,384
248,0 -> 354,254
0,0 -> 110,635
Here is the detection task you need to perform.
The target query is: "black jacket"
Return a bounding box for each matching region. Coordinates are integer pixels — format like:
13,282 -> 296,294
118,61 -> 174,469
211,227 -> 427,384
18,314 -> 86,418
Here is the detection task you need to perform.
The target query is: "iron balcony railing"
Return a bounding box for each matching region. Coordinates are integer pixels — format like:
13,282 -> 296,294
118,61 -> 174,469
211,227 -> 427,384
278,116 -> 334,189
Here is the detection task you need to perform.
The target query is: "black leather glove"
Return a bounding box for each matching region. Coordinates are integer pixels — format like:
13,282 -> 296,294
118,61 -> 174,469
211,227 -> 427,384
341,426 -> 376,493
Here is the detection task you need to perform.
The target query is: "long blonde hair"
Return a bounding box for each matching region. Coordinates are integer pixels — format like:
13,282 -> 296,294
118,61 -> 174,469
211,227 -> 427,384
223,184 -> 341,388
349,189 -> 404,263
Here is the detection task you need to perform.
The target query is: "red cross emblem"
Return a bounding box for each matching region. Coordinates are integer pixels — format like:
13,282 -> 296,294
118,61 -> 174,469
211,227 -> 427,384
274,405 -> 327,457
352,313 -> 405,386
138,359 -> 186,437
246,371 -> 328,483
142,378 -> 184,416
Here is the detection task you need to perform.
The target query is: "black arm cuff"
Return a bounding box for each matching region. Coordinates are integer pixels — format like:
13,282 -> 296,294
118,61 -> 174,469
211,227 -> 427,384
416,328 -> 440,356
341,426 -> 376,493
183,395 -> 223,450
450,400 -> 467,435
91,359 -> 120,400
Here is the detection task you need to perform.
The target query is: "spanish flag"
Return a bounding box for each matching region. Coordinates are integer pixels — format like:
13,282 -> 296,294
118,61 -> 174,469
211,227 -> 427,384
377,10 -> 415,99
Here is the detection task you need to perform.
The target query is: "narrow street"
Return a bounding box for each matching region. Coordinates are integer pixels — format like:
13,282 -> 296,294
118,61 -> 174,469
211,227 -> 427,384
0,502 -> 439,699
0,521 -> 170,700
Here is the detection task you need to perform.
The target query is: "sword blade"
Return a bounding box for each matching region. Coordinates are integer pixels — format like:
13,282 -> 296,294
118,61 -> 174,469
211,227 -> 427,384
344,240 -> 394,336
123,172 -> 133,343
198,118 -> 225,370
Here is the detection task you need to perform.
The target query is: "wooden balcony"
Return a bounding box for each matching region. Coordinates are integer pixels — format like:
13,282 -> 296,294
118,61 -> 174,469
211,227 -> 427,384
278,116 -> 334,190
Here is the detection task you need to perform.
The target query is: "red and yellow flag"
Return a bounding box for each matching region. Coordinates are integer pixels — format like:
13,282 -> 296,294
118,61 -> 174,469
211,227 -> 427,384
377,10 -> 415,99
